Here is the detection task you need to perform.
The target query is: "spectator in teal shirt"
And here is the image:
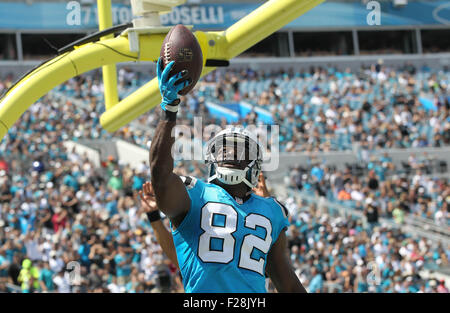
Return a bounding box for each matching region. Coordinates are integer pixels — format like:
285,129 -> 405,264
114,245 -> 131,286
311,164 -> 324,182
78,235 -> 91,268
308,267 -> 323,292
108,170 -> 123,191
38,261 -> 54,292
63,174 -> 79,191
0,249 -> 9,278
131,171 -> 145,191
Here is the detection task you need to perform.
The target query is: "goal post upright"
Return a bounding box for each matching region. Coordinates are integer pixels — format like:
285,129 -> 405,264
98,0 -> 119,111
0,0 -> 324,140
99,0 -> 325,132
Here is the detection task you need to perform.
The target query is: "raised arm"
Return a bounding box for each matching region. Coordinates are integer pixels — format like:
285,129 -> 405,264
253,172 -> 271,198
150,58 -> 192,226
139,182 -> 179,269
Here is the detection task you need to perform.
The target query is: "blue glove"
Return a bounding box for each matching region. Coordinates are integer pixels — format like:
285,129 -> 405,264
157,57 -> 190,113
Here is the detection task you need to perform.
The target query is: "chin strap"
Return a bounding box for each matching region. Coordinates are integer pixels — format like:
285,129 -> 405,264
208,160 -> 259,189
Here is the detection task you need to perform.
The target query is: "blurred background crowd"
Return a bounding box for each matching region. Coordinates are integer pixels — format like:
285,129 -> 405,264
283,201 -> 449,293
0,61 -> 449,293
3,61 -> 447,154
286,154 -> 449,226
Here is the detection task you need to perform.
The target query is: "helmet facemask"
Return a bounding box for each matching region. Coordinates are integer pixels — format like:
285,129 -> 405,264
206,130 -> 263,190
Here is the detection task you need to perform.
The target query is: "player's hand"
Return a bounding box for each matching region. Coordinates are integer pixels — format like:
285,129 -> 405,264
139,181 -> 158,213
157,57 -> 190,113
253,172 -> 270,198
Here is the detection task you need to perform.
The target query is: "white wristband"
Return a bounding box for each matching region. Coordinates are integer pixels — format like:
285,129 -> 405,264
165,104 -> 179,112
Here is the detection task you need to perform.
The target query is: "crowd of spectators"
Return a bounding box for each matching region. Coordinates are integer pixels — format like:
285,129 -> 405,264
0,62 -> 449,293
282,200 -> 449,293
7,61 -> 447,154
202,62 -> 449,152
286,152 -> 449,228
0,86 -> 188,292
1,142 -> 448,293
0,144 -> 189,293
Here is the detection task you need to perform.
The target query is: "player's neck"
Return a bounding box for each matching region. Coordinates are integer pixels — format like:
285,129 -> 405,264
213,180 -> 251,201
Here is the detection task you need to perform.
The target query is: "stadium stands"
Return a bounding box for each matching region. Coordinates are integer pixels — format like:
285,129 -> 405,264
15,62 -> 446,156
0,59 -> 449,293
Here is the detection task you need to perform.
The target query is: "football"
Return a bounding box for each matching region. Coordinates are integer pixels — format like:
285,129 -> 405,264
160,24 -> 204,95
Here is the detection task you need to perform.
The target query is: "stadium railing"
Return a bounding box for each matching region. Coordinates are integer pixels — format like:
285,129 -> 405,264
404,215 -> 450,238
284,188 -> 450,247
2,52 -> 449,77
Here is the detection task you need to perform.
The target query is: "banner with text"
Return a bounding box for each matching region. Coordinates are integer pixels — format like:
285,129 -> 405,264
0,1 -> 448,30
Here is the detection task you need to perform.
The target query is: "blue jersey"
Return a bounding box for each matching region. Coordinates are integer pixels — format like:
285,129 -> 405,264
171,176 -> 290,293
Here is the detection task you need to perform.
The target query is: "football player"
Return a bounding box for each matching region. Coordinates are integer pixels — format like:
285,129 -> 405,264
139,173 -> 272,271
149,58 -> 306,293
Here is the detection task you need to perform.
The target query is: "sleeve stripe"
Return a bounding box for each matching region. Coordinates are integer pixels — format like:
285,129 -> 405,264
180,175 -> 197,189
273,198 -> 289,219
